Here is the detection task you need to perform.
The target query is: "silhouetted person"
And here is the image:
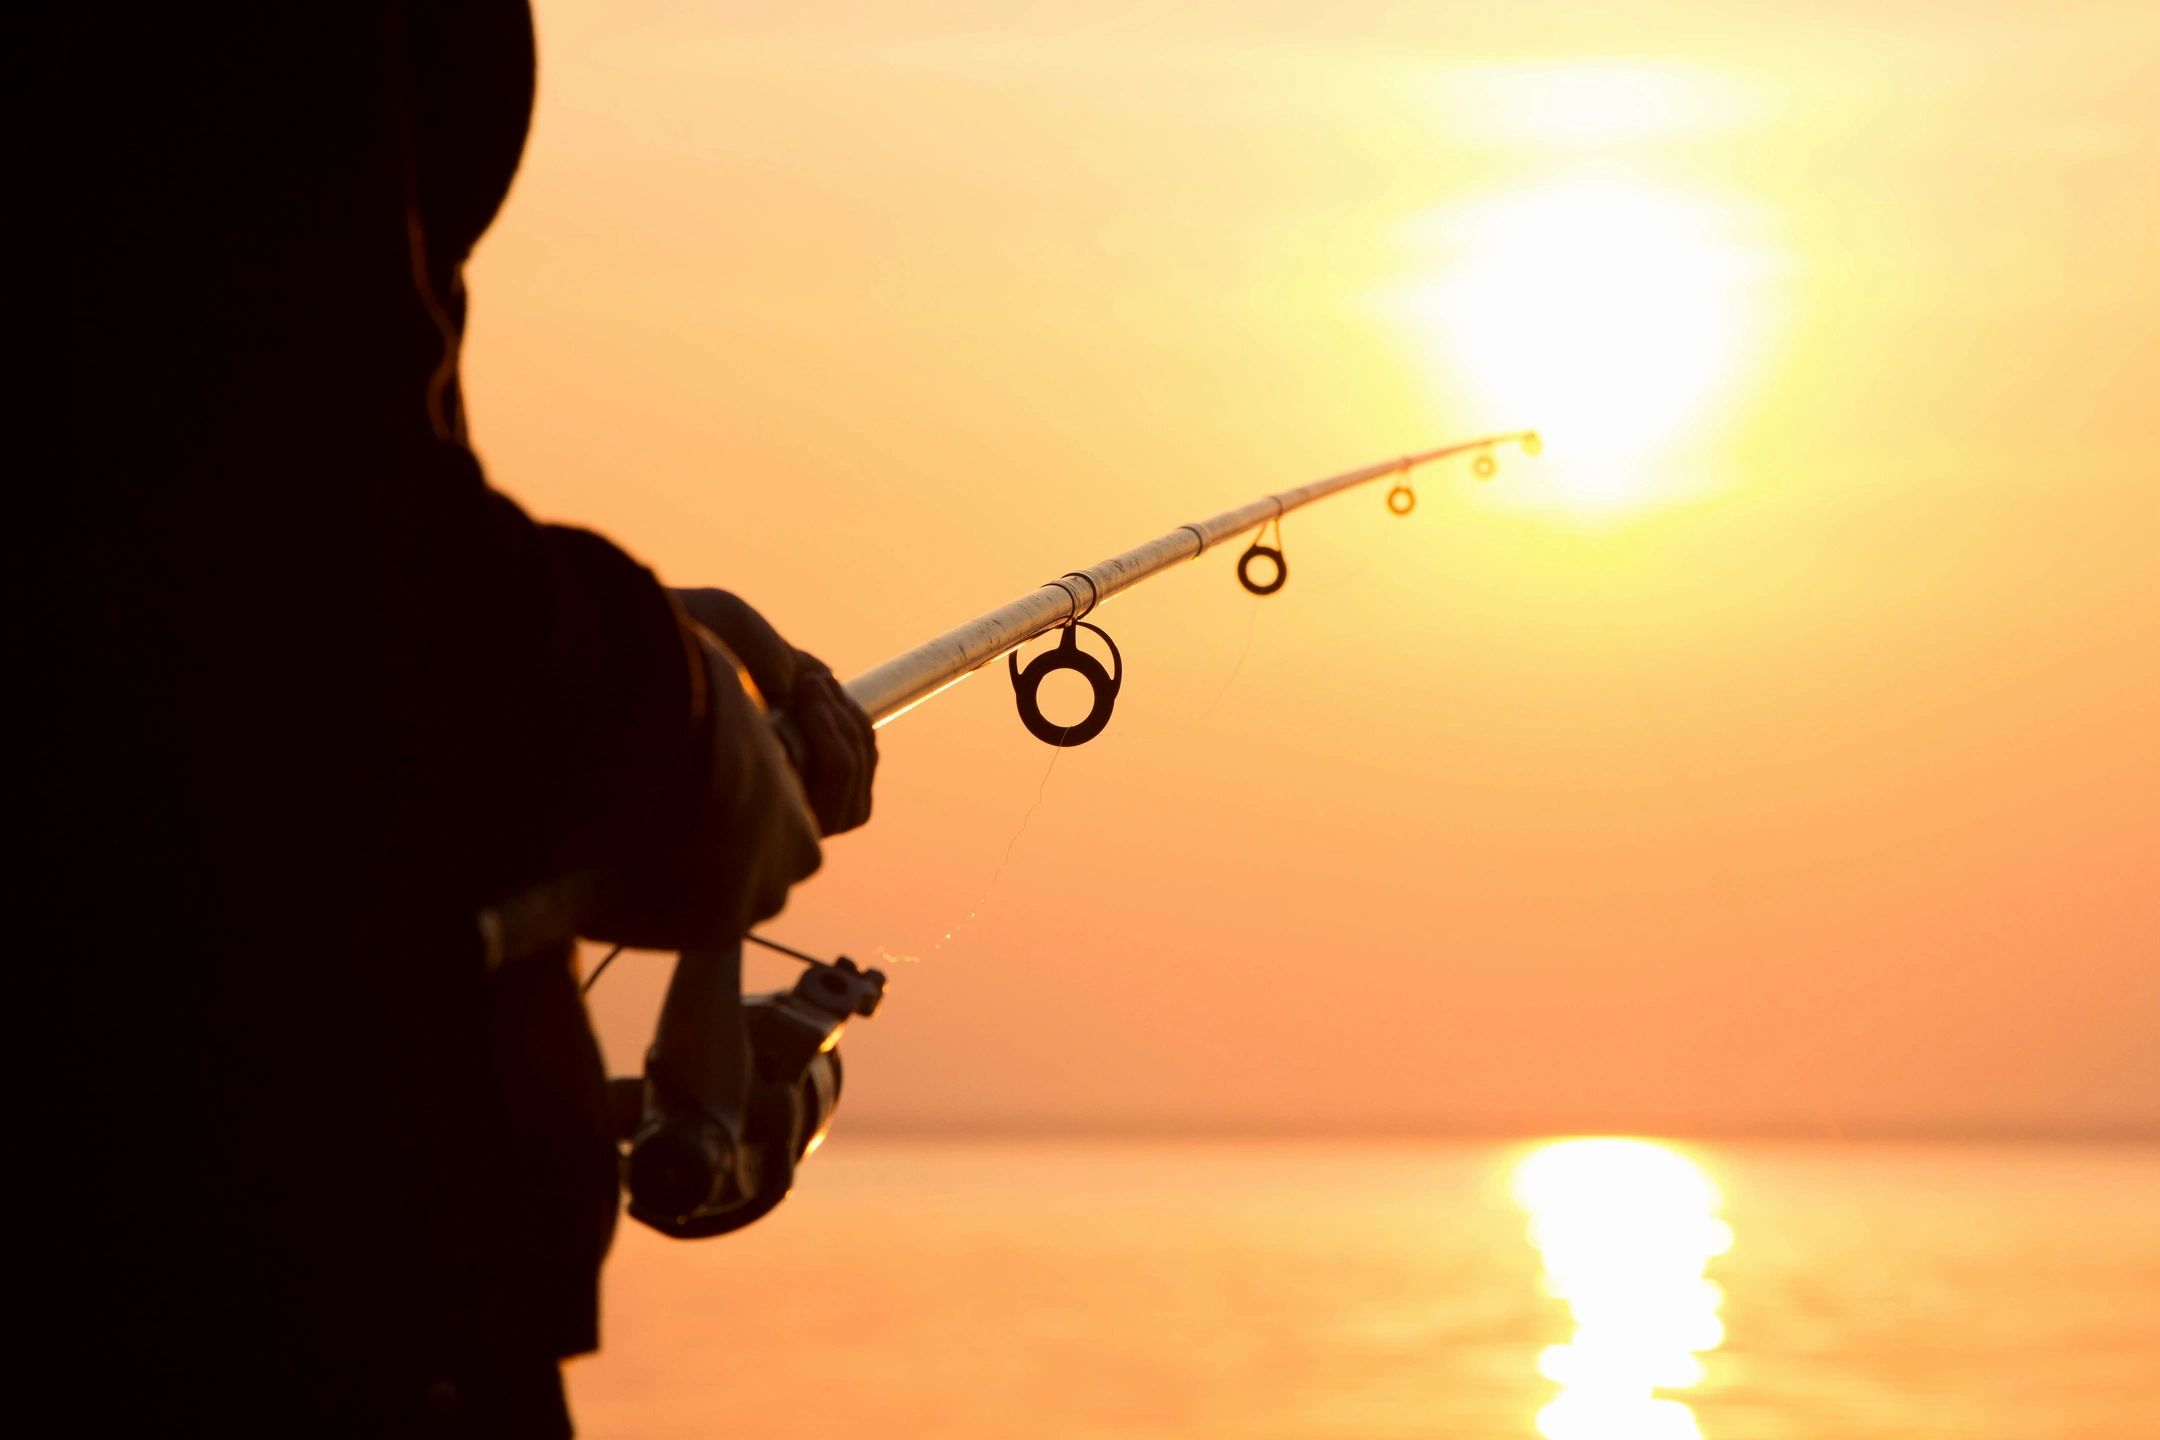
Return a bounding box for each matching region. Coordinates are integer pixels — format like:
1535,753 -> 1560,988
26,5 -> 874,1433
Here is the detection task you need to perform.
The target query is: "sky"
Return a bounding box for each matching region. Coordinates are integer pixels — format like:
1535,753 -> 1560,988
465,0 -> 2159,1136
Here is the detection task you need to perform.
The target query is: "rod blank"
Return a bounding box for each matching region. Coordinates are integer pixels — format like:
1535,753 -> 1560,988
842,432 -> 1537,727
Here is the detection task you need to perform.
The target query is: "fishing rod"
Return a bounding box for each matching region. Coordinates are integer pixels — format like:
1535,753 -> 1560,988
845,430 -> 1541,737
523,429 -> 1541,1240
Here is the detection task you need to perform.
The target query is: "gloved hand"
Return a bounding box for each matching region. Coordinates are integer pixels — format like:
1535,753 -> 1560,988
672,589 -> 877,836
581,626 -> 823,952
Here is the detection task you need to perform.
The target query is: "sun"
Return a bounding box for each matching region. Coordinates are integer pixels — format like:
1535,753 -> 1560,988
1392,170 -> 1775,512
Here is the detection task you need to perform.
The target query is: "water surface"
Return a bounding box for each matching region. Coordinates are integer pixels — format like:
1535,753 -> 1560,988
567,1139 -> 2158,1438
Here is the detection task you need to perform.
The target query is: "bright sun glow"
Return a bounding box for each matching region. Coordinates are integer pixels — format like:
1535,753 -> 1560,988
1393,169 -> 1777,512
1514,1138 -> 1733,1440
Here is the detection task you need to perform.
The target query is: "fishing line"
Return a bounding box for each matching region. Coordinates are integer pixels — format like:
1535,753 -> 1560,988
916,690 -> 1072,960
580,655 -> 1078,989
1201,602 -> 1261,717
989,738 -> 1066,891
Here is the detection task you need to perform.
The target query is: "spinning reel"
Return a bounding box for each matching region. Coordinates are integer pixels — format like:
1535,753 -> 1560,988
615,946 -> 885,1239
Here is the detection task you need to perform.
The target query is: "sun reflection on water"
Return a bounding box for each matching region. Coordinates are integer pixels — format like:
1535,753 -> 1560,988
1514,1138 -> 1732,1440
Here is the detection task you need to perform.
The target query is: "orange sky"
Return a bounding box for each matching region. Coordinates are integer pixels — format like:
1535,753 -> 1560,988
466,0 -> 2159,1135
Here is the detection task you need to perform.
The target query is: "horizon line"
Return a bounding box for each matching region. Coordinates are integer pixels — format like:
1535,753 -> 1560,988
840,1117 -> 2160,1144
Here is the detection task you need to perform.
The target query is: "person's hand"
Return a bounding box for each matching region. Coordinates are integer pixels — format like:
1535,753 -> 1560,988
582,628 -> 822,951
672,589 -> 876,835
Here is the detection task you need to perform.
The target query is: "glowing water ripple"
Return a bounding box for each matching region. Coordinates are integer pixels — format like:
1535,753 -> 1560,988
1515,1138 -> 1733,1440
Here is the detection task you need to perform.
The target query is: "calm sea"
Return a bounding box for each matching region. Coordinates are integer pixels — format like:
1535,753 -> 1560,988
565,1139 -> 2159,1439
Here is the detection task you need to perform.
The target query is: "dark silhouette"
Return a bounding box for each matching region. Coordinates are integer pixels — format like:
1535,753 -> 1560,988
27,4 -> 872,1433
